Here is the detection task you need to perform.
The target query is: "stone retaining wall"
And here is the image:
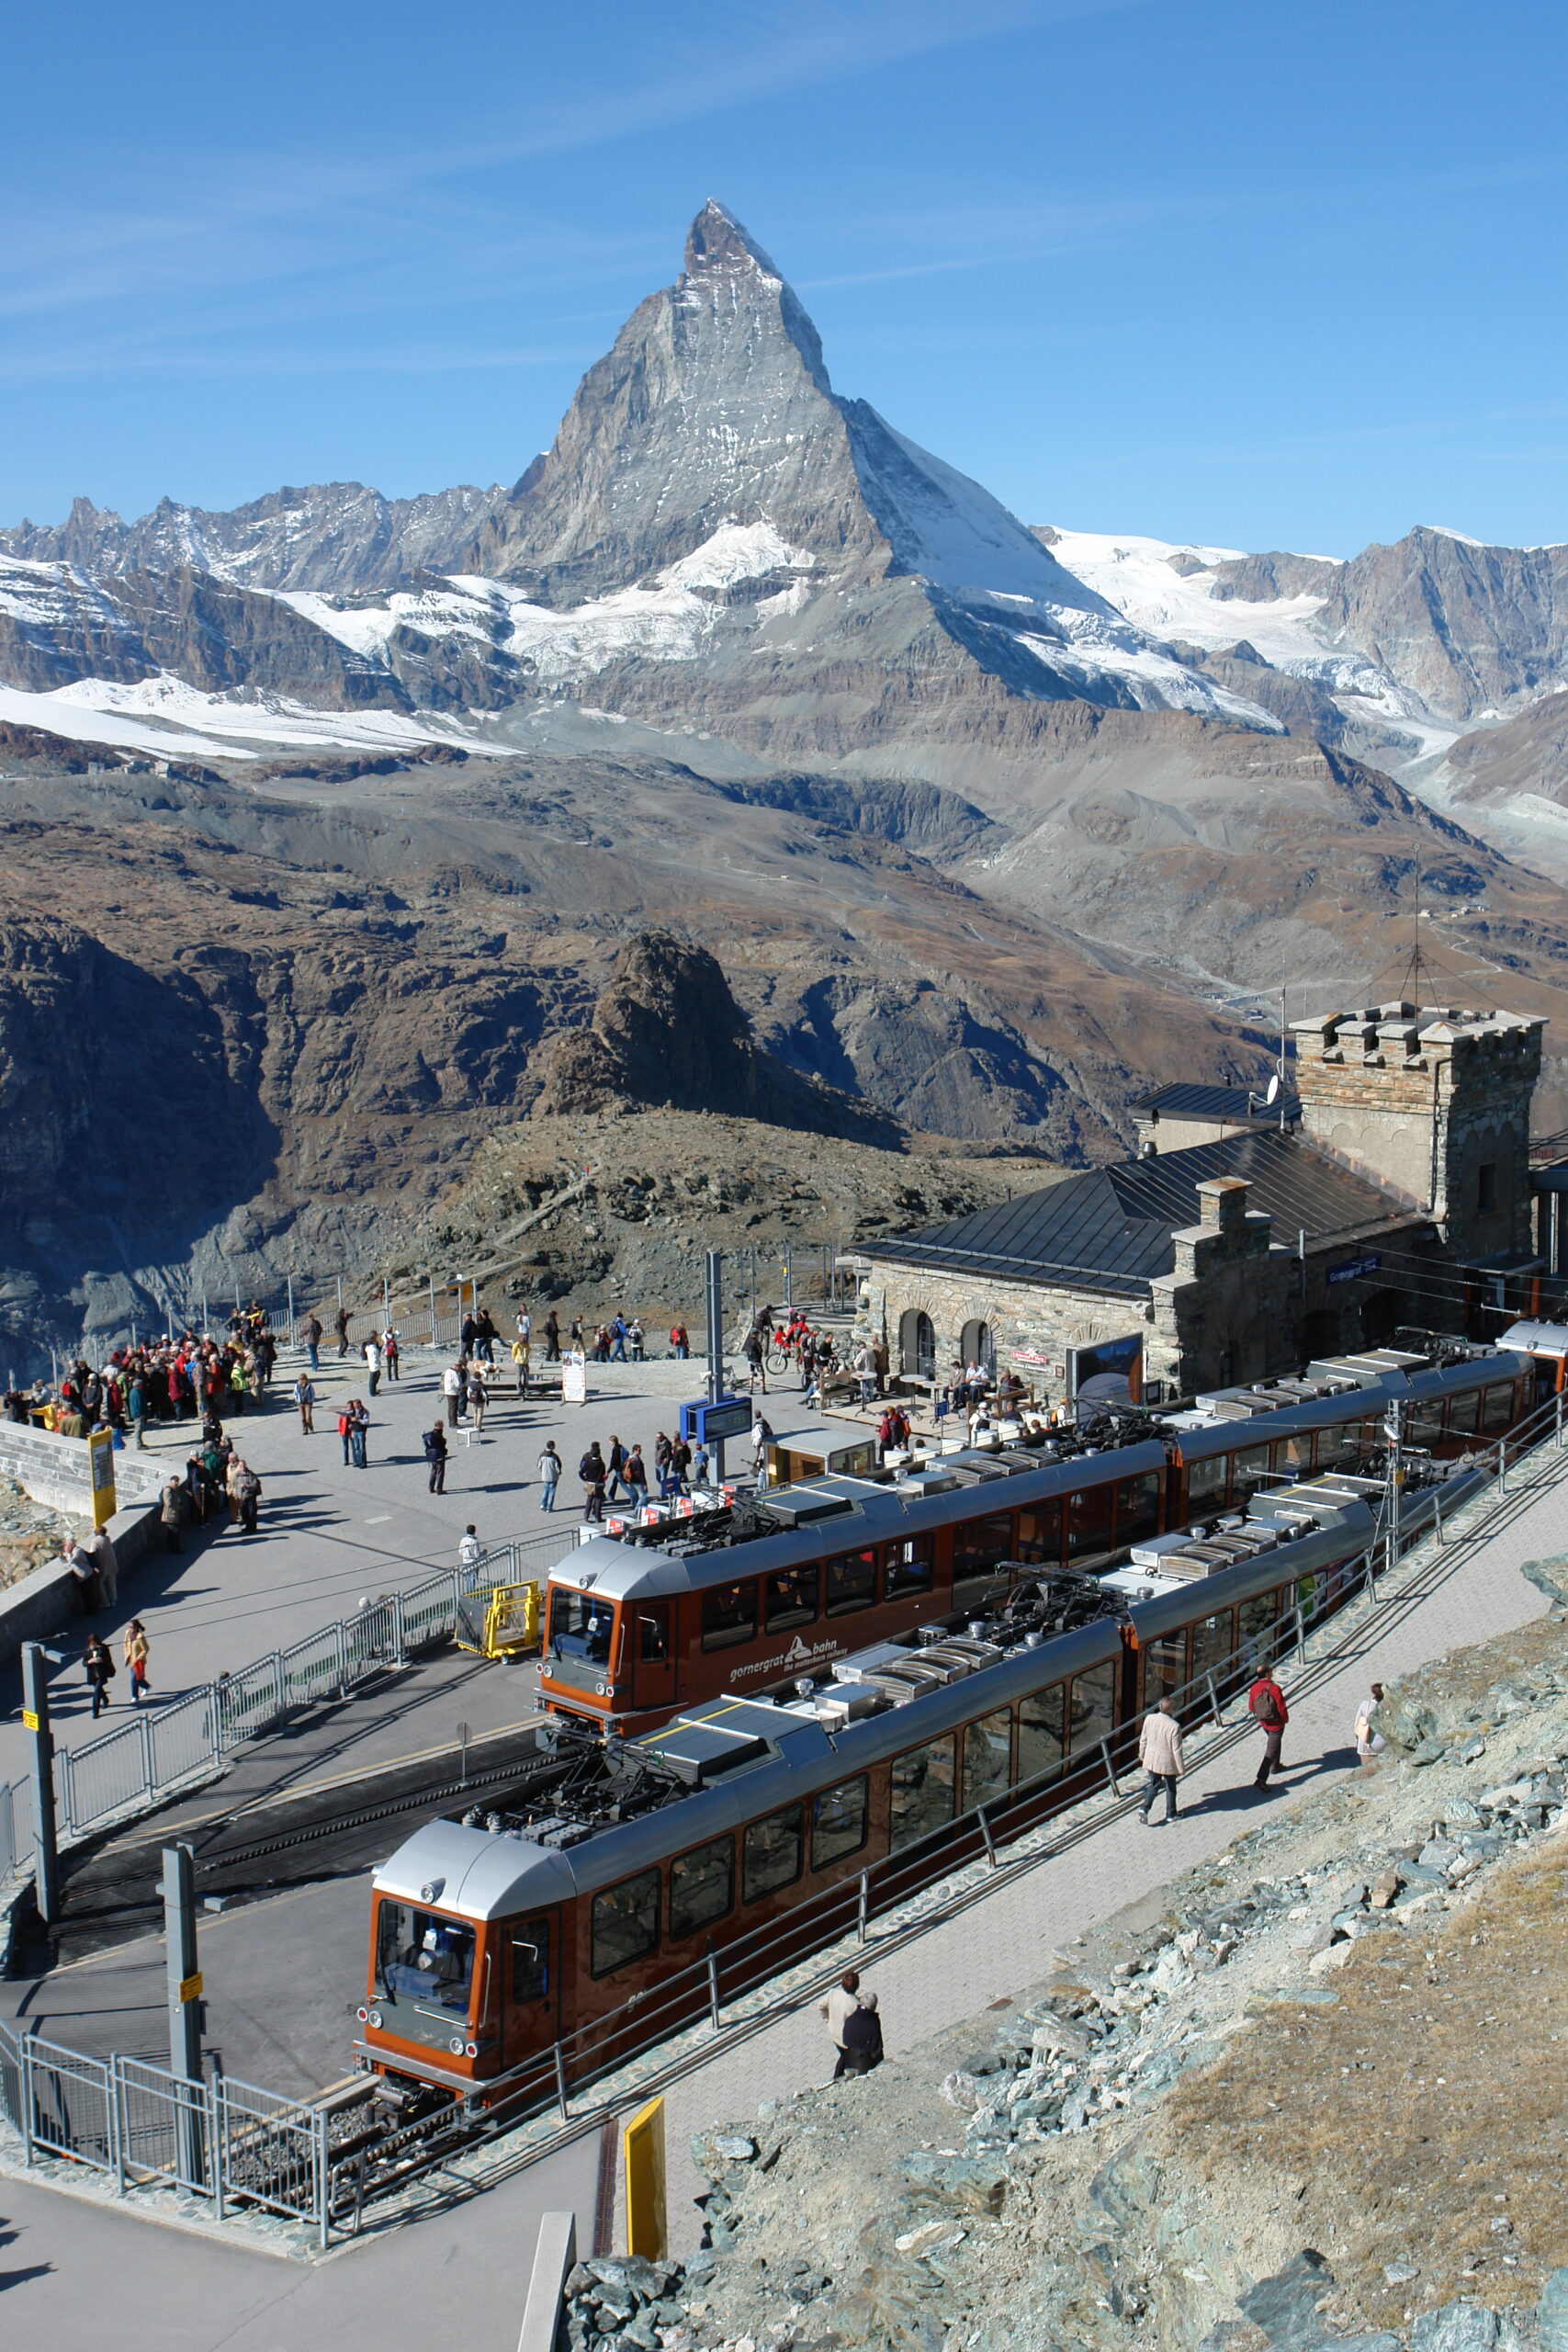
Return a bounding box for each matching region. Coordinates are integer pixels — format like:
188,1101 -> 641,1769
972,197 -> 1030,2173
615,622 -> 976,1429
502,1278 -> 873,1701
0,1424 -> 165,1661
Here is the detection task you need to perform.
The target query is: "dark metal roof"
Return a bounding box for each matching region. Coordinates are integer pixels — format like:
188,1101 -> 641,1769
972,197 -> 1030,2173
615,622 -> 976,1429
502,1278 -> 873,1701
1134,1080 -> 1301,1125
860,1128 -> 1429,1299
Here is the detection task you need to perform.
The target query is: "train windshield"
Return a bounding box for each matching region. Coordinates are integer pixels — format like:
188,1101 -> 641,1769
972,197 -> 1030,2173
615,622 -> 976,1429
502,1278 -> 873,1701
375,1903 -> 477,2048
547,1586 -> 615,1666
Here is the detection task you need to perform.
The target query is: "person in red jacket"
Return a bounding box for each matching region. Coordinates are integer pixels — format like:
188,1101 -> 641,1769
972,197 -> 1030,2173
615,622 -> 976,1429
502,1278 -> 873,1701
1248,1668 -> 1290,1789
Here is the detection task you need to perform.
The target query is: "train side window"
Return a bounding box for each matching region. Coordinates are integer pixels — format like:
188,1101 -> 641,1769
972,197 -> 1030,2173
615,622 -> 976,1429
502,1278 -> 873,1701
1191,1610 -> 1234,1686
765,1566 -> 819,1633
811,1777 -> 869,1869
1482,1382 -> 1515,1433
1447,1392 -> 1482,1437
1066,1485 -> 1111,1560
1186,1453 -> 1227,1505
1017,1686 -> 1064,1783
743,1804 -> 804,1901
510,1915 -> 551,2003
1016,1502 -> 1062,1565
1238,1590 -> 1280,1671
670,1836 -> 734,1940
1066,1661 -> 1116,1754
1115,1474 -> 1160,1547
702,1581 -> 758,1651
1144,1633 -> 1186,1707
885,1536 -> 933,1601
962,1708 -> 1012,1811
637,1606 -> 669,1664
1408,1399 -> 1446,1446
825,1549 -> 877,1616
590,1870 -> 660,1977
952,1512 -> 1014,1598
1233,1445 -> 1271,1500
889,1736 -> 956,1851
1278,1430 -> 1316,1472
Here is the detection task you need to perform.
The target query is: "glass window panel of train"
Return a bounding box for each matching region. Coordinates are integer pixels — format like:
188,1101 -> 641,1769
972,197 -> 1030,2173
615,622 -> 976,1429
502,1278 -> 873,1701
824,1549 -> 877,1616
885,1534 -> 934,1601
963,1709 -> 1012,1811
1482,1382 -> 1516,1433
765,1566 -> 818,1634
953,1512 -> 1014,1597
1015,1502 -> 1062,1565
743,1804 -> 804,1901
702,1580 -> 759,1651
637,1607 -> 669,1663
1066,1484 -> 1111,1560
1237,1591 -> 1280,1671
548,1588 -> 615,1664
1186,1453 -> 1227,1506
889,1736 -> 957,1851
1115,1474 -> 1160,1547
1232,1446 -> 1271,1501
1447,1391 -> 1482,1437
669,1835 -> 735,1940
1017,1685 -> 1065,1784
1145,1632 -> 1186,1706
1408,1399 -> 1446,1446
1278,1430 -> 1316,1472
511,1915 -> 551,2004
376,1905 -> 476,2029
1066,1661 -> 1116,1753
811,1777 -> 869,1870
591,1869 -> 661,1976
1191,1611 -> 1233,1687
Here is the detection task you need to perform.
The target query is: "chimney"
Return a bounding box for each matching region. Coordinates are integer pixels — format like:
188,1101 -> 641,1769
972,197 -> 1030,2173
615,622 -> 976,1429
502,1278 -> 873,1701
1198,1175 -> 1251,1235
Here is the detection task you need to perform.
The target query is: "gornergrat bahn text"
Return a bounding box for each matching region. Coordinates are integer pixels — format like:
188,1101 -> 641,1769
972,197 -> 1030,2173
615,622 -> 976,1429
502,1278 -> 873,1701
354,1335 -> 1547,2128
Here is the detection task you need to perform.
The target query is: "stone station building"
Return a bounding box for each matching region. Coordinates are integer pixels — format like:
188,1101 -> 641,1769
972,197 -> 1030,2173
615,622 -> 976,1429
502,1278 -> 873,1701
857,1002 -> 1548,1406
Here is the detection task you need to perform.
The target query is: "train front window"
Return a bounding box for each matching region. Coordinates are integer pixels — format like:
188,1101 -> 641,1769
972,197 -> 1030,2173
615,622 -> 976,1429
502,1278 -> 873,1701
548,1587 -> 615,1664
374,1903 -> 477,2047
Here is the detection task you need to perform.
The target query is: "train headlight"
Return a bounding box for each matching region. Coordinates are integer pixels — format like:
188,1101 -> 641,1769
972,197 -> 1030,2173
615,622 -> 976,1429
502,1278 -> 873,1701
368,2010 -> 383,2030
449,2035 -> 467,2054
356,2006 -> 369,2023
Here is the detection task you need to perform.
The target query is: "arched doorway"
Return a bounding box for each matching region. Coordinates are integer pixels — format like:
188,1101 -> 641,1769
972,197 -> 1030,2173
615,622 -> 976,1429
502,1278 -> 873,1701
960,1317 -> 993,1373
899,1308 -> 936,1379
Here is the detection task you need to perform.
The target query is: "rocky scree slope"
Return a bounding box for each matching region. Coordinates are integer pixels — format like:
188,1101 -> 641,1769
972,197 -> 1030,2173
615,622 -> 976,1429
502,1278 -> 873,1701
599,1602 -> 1568,2352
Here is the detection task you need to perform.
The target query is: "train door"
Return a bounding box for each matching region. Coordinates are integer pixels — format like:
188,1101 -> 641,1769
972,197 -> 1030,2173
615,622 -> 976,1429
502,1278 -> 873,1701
632,1601 -> 676,1714
502,1912 -> 559,2069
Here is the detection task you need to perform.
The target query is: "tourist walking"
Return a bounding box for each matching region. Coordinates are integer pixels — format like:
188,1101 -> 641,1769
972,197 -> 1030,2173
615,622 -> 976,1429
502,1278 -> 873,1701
466,1365 -> 488,1431
579,1442 -> 607,1523
511,1332 -> 530,1396
160,1477 -> 186,1554
543,1311 -> 561,1362
334,1306 -> 351,1359
1137,1698 -> 1186,1823
605,1435 -> 628,1503
230,1456 -> 262,1534
84,1634 -> 116,1717
624,1444 -> 649,1510
304,1313 -> 323,1371
127,1374 -> 148,1448
294,1372 -> 316,1433
363,1335 -> 382,1396
751,1415 -> 773,1492
743,1325 -> 767,1393
382,1327 -> 400,1381
423,1420 -> 448,1494
537,1442 -> 561,1510
1248,1666 -> 1290,1788
821,1970 -> 881,2079
122,1618 -> 151,1704
443,1362 -> 463,1427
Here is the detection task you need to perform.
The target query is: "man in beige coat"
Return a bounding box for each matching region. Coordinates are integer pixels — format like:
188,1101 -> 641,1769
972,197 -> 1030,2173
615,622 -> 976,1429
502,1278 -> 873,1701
1137,1698 -> 1186,1825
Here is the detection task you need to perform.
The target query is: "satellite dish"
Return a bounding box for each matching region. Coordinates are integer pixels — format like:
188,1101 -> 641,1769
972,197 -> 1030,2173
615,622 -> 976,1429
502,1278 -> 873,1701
1265,1073 -> 1280,1105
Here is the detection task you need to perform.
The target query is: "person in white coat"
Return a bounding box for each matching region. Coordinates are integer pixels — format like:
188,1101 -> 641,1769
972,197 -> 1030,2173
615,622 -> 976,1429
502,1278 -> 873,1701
1137,1698 -> 1186,1824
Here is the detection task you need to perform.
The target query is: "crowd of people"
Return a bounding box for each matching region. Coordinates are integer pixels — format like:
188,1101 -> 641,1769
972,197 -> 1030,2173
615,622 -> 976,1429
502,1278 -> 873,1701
4,1304 -> 280,1445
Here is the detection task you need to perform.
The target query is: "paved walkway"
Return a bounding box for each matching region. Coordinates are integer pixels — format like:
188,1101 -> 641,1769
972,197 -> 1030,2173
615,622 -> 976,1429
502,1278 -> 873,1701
2,1423 -> 1562,2347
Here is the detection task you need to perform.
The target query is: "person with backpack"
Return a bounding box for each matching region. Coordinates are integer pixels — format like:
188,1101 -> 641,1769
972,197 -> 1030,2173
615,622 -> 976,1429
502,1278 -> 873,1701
1248,1665 -> 1290,1789
821,1969 -> 882,2079
537,1442 -> 561,1510
84,1634 -> 116,1717
580,1442 -> 607,1523
423,1420 -> 448,1495
624,1444 -> 649,1511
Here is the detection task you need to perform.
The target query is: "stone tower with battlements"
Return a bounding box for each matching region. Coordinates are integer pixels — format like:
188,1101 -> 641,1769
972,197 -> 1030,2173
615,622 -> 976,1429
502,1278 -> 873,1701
1291,1002 -> 1545,1264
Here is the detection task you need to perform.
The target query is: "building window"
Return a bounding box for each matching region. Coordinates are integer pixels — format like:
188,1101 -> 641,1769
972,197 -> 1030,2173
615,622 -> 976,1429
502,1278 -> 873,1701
1478,1162 -> 1498,1213
899,1309 -> 936,1379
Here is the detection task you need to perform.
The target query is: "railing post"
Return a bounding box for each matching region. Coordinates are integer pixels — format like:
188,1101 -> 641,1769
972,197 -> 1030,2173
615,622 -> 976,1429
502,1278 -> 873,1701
317,2104 -> 331,2252
706,1949 -> 721,2030
334,1623 -> 349,1699
1100,1737 -> 1118,1798
1558,1390 -> 1564,1451
1294,1604 -> 1308,1664
553,2041 -> 570,2123
1203,1670 -> 1224,1729
110,2052 -> 126,2194
1432,1486 -> 1445,1547
392,1592 -> 407,1665
19,2028 -> 35,2166
977,1804 -> 998,1869
1499,1437 -> 1508,1492
210,2076 -> 226,2222
857,1870 -> 869,1946
57,1746 -> 75,1838
139,1707 -> 157,1803
272,1651 -> 287,1724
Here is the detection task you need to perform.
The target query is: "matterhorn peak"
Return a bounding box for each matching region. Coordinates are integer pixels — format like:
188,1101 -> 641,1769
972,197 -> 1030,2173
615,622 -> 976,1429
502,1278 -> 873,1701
683,199 -> 783,283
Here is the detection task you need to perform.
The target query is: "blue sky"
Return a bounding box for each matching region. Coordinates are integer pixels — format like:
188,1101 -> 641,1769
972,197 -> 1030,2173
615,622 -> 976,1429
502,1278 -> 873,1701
6,0 -> 1567,555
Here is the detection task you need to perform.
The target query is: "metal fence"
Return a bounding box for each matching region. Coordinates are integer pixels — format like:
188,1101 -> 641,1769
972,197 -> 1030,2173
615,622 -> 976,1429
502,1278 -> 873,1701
5,1532 -> 562,1872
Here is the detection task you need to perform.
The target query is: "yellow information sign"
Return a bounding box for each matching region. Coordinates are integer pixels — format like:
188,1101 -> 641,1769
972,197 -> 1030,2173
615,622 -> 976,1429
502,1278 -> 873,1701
179,1972 -> 203,2004
623,2095 -> 667,2260
87,1428 -> 117,1531
21,1709 -> 39,1733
